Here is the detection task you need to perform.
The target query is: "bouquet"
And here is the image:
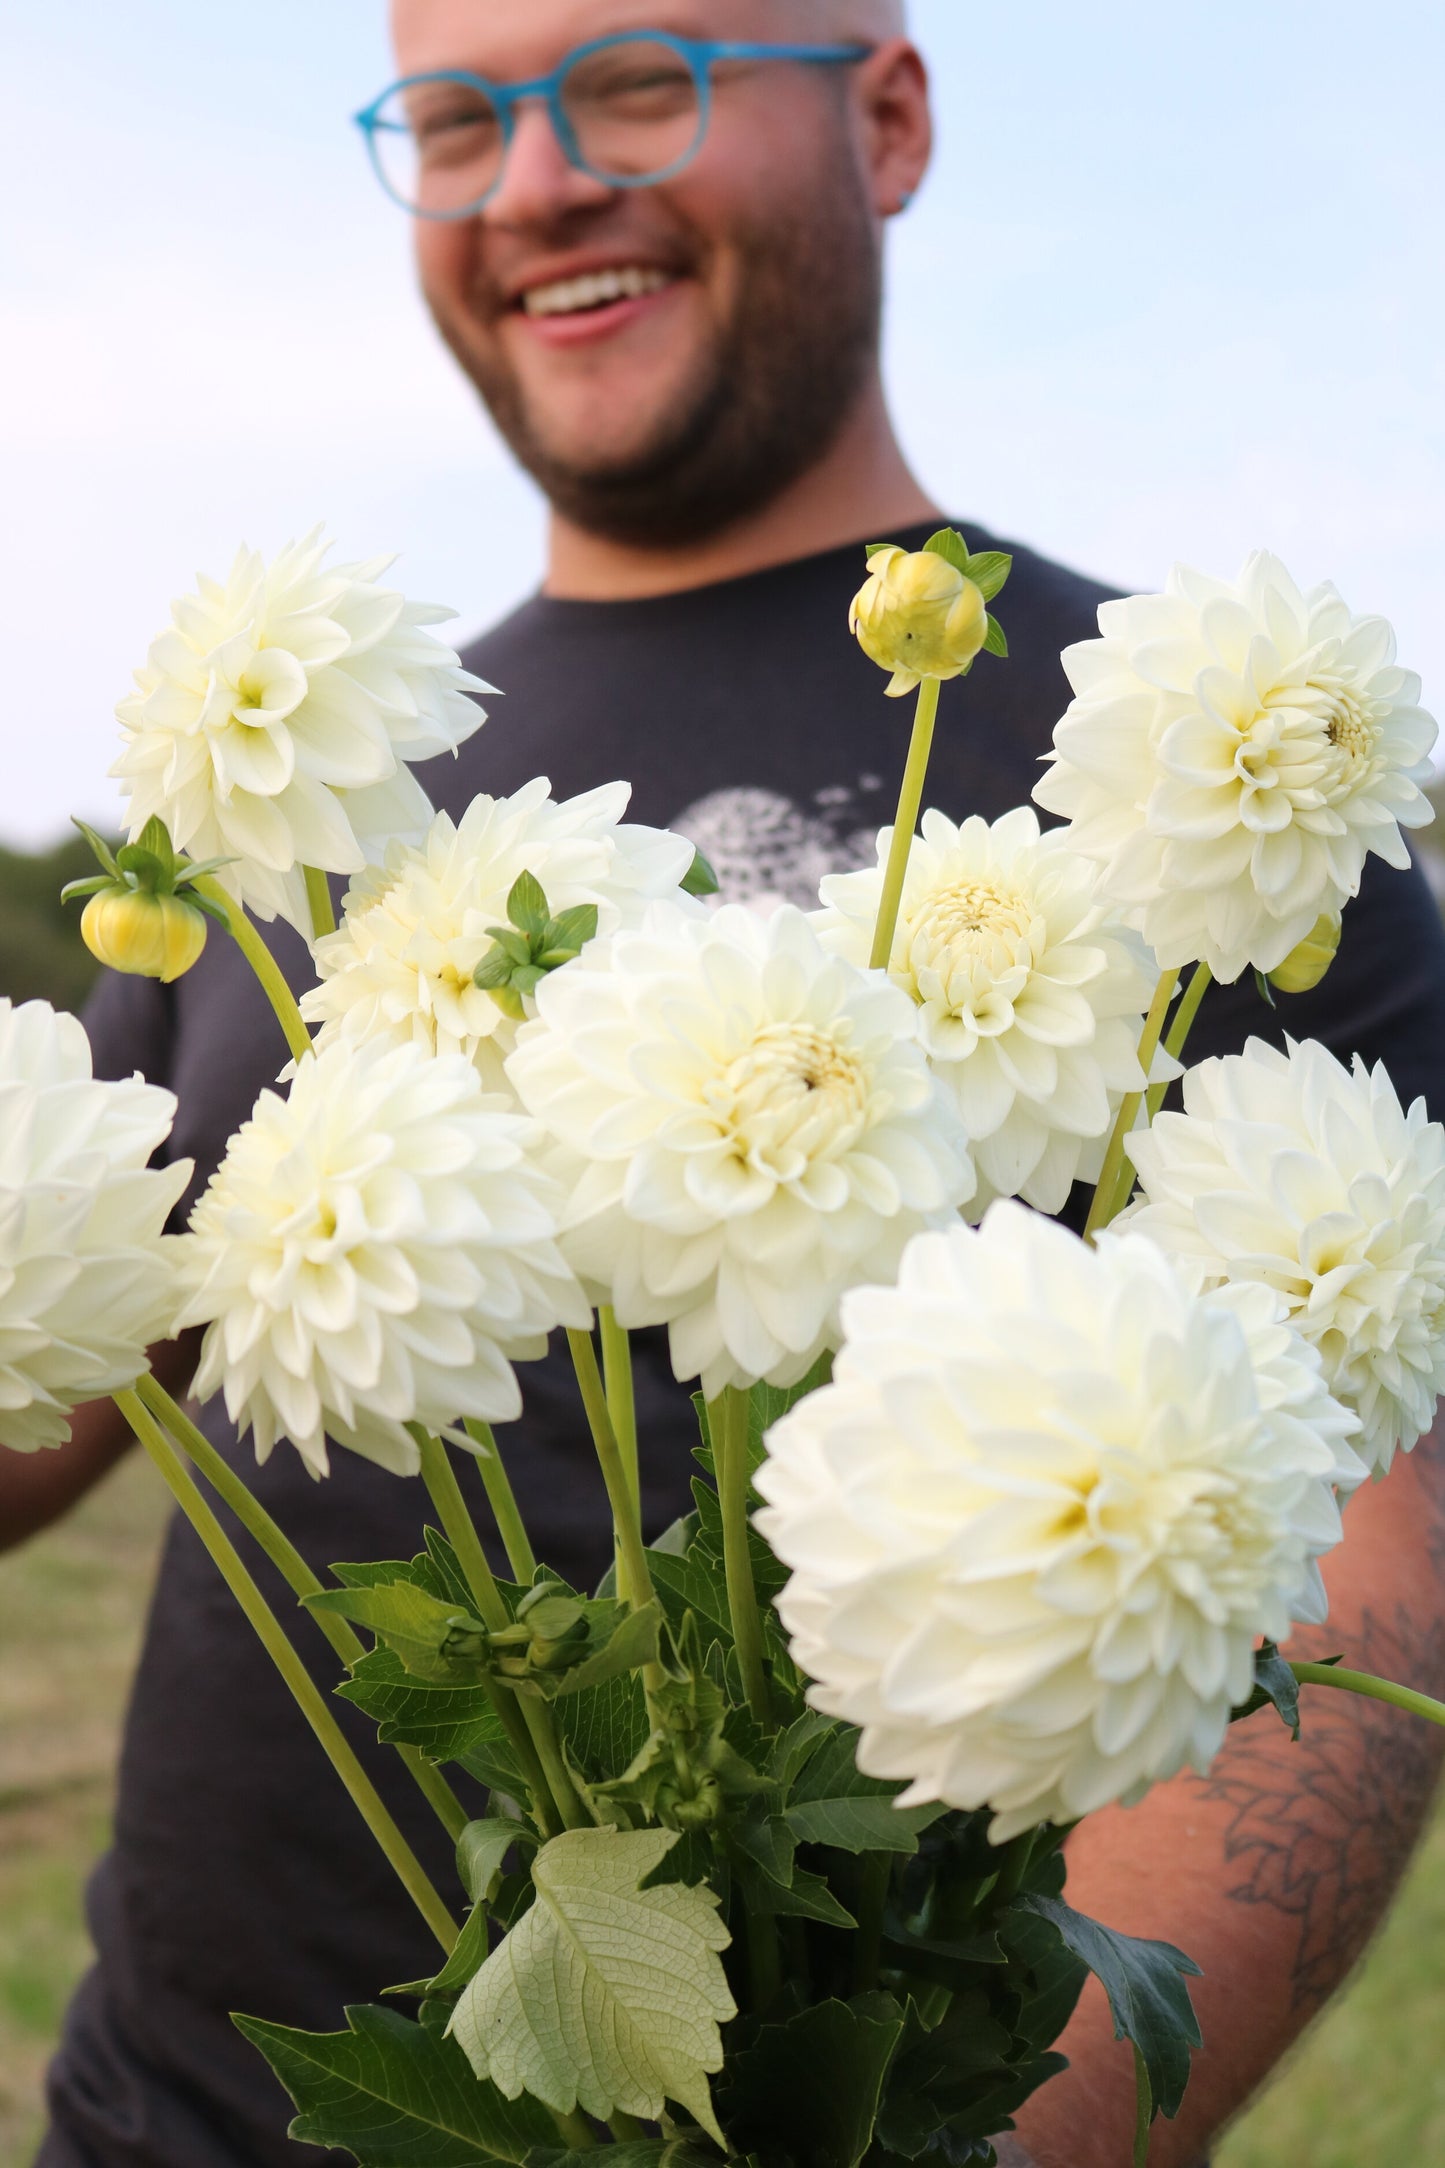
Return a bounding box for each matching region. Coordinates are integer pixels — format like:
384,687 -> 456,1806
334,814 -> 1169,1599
8,521 -> 1445,2168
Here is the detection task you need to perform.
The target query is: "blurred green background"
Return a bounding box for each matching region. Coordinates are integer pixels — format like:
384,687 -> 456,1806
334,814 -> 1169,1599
4,832 -> 1445,2162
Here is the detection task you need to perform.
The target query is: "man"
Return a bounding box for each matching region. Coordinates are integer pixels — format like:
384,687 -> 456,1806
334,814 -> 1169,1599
10,3 -> 1445,2163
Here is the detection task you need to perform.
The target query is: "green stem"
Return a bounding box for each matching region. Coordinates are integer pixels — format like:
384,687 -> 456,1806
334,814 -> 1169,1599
711,1385 -> 771,1729
599,1306 -> 640,1510
136,1374 -> 468,1842
1292,1661 -> 1445,1729
555,2109 -> 597,2149
1147,960 -> 1213,1119
414,1427 -> 585,1833
869,673 -> 942,972
1083,967 -> 1180,1242
190,875 -> 312,1066
1133,2042 -> 1152,2167
567,1329 -> 654,1611
461,1420 -> 537,1584
608,2112 -> 647,2142
303,864 -> 337,940
116,1389 -> 457,1953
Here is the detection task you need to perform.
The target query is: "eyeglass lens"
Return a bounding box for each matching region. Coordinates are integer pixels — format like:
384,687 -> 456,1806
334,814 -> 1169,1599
372,38 -> 706,215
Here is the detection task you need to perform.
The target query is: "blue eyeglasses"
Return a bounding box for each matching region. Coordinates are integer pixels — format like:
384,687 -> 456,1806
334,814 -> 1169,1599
355,31 -> 872,221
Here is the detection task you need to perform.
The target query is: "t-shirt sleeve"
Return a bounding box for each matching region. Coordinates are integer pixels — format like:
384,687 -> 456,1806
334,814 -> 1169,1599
80,965 -> 175,1091
1185,850 -> 1445,1119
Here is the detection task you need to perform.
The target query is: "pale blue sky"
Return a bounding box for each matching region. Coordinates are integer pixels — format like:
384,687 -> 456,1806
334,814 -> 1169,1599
2,0 -> 1441,843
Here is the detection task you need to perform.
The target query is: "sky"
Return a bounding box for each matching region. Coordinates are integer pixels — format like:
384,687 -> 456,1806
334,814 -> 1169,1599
2,0 -> 1442,845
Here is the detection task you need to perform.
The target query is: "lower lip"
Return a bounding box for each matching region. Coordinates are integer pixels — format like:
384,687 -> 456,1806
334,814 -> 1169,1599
514,280 -> 682,348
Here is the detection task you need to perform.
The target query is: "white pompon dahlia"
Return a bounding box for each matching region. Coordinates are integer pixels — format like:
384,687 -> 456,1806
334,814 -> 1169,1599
301,780 -> 698,1092
755,1204 -> 1362,1839
0,999 -> 190,1451
1033,553 -> 1437,981
814,806 -> 1173,1214
506,903 -> 974,1397
177,1037 -> 588,1478
113,528 -> 490,932
1122,1036 -> 1445,1477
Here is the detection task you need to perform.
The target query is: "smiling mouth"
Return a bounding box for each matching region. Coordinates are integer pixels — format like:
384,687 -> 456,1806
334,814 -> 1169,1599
520,266 -> 675,318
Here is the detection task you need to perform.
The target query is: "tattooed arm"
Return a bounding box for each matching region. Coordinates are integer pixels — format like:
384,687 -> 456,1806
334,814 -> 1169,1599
1008,1425 -> 1445,2168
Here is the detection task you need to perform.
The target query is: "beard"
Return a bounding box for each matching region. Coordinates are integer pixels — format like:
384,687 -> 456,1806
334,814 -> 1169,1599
428,143 -> 883,547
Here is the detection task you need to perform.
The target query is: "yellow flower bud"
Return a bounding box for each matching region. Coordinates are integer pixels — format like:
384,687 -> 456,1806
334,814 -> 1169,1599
81,887 -> 208,982
1268,913 -> 1342,996
850,545 -> 988,696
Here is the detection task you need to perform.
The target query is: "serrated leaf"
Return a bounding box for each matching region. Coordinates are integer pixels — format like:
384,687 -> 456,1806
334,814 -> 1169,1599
960,549 -> 1013,602
1019,1894 -> 1201,2120
679,846 -> 720,898
234,2003 -> 557,2165
718,1993 -> 905,2168
754,1862 -> 856,1928
552,1602 -> 662,1696
450,1827 -> 735,2141
307,1581 -> 487,1681
784,1725 -> 944,1855
921,528 -> 972,576
529,2149 -> 717,2168
553,1669 -> 652,1786
507,870 -> 549,938
338,1647 -> 507,1763
982,614 -> 1008,658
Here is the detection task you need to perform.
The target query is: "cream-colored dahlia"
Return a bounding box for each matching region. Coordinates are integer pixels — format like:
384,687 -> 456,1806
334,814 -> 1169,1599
113,528 -> 489,933
1122,1036 -> 1445,1477
1033,552 -> 1436,982
177,1036 -> 588,1478
814,806 -> 1173,1213
755,1204 -> 1362,1840
506,903 -> 973,1397
0,999 -> 190,1451
301,780 -> 697,1092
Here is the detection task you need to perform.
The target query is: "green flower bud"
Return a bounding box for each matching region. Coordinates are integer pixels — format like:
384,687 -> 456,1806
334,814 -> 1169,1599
81,886 -> 208,982
1268,913 -> 1342,996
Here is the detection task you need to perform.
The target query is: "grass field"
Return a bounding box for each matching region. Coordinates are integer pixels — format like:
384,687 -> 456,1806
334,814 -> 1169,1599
4,1458 -> 1445,2166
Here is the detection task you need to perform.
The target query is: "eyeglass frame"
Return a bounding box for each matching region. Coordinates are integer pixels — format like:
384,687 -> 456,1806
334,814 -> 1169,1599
354,30 -> 875,221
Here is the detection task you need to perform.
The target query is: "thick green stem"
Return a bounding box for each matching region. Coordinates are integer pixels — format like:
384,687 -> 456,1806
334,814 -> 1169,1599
414,1427 -> 585,1833
461,1420 -> 537,1583
1146,960 -> 1213,1119
1133,2043 -> 1152,2168
136,1374 -> 468,1841
1083,968 -> 1180,1242
599,1306 -> 640,1511
1292,1661 -> 1445,1729
117,1389 -> 457,1952
868,673 -> 942,972
567,1329 -> 654,1610
608,2112 -> 647,2142
711,1386 -> 771,1730
190,875 -> 312,1066
303,864 -> 337,940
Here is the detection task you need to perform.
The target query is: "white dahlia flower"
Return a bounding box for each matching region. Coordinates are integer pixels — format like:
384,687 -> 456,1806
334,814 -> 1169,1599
506,903 -> 973,1397
1122,1036 -> 1445,1477
814,806 -> 1173,1214
301,780 -> 698,1092
0,999 -> 190,1451
755,1204 -> 1362,1839
113,528 -> 489,933
1033,552 -> 1436,982
177,1036 -> 588,1478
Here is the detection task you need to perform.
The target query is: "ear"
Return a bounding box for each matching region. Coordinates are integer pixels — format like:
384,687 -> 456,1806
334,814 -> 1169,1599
851,37 -> 933,219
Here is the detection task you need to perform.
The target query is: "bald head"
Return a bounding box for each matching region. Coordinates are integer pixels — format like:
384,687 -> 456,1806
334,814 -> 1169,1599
802,0 -> 908,32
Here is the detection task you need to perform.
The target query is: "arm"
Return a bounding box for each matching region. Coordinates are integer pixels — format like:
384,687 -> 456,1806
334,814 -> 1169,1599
1009,1424 -> 1445,2167
0,1330 -> 199,1553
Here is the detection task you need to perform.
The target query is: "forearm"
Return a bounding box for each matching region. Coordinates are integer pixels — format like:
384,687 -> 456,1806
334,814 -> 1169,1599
1010,1427 -> 1445,2168
0,1331 -> 199,1551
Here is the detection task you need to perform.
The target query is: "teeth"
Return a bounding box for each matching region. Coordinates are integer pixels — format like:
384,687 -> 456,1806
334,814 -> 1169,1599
522,267 -> 671,318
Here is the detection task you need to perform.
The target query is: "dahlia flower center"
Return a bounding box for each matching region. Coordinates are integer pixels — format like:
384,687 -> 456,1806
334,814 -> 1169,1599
710,1021 -> 869,1168
912,877 -> 1031,952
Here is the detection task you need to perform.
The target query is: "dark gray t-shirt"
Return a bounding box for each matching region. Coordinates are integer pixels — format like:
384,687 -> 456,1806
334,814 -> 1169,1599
40,526 -> 1445,2166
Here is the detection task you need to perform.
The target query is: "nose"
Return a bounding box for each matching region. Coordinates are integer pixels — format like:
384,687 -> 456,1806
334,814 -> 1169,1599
482,98 -> 616,228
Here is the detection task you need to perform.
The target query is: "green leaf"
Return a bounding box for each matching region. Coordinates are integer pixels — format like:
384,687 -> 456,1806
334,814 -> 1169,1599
507,870 -> 549,938
489,926 -> 537,968
473,944 -> 514,990
542,903 -> 599,955
450,1827 -> 735,2141
60,874 -> 119,903
680,847 -> 721,898
388,1895 -> 493,2001
458,1817 -> 537,1903
784,1725 -> 944,1855
531,2149 -> 718,2168
552,1602 -> 663,1697
1253,965 -> 1279,1010
718,1993 -> 905,2168
754,1862 -> 855,1928
233,2003 -> 558,2165
982,614 -> 1009,659
864,541 -> 895,560
114,842 -> 166,889
1019,1893 -> 1201,2121
306,1581 -> 488,1681
961,549 -> 1013,602
1233,1638 -> 1303,1737
921,528 -> 972,576
338,1647 -> 508,1763
70,816 -> 121,878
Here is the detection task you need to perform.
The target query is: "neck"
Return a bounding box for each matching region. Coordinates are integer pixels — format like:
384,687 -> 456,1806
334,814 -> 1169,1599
542,374 -> 940,601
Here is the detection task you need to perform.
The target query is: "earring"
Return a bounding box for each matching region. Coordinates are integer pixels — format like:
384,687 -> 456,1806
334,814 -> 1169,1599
896,188 -> 914,213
